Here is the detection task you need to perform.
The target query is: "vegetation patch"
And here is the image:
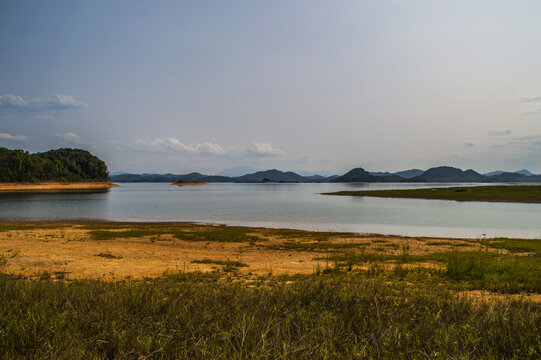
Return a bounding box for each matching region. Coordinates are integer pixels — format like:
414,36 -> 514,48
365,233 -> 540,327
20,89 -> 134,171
88,230 -> 166,240
426,241 -> 454,246
174,226 -> 260,243
485,238 -> 541,256
191,259 -> 248,268
324,185 -> 541,203
0,224 -> 63,232
271,241 -> 370,251
94,252 -> 123,259
0,147 -> 109,183
0,273 -> 539,359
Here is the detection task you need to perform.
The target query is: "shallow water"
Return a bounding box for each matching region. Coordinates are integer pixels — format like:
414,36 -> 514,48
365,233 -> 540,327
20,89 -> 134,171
0,182 -> 540,238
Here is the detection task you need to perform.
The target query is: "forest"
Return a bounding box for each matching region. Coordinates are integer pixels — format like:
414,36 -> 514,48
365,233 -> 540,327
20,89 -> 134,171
0,147 -> 109,182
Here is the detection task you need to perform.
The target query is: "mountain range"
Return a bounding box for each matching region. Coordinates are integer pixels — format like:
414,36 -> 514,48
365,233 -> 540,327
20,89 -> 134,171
111,166 -> 540,184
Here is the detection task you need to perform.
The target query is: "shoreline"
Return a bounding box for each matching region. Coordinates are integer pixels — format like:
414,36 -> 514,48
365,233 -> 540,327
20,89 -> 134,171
0,220 -> 473,280
171,181 -> 208,186
323,185 -> 541,204
0,181 -> 118,192
1,220 -> 538,284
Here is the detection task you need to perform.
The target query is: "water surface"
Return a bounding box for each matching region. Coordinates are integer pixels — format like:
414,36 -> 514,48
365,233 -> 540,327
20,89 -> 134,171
0,182 -> 540,238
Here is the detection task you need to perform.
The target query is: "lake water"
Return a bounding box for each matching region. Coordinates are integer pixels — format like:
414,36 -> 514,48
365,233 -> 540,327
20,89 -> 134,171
1,182 -> 540,239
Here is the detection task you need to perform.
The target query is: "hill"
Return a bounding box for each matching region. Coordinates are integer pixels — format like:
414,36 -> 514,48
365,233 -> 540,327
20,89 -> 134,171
487,172 -> 541,183
234,169 -> 308,182
407,166 -> 486,182
0,147 -> 109,183
370,169 -> 424,179
330,167 -> 389,182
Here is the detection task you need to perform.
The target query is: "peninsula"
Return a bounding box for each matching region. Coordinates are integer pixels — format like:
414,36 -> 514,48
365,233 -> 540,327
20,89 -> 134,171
323,185 -> 541,203
0,147 -> 116,192
171,179 -> 208,186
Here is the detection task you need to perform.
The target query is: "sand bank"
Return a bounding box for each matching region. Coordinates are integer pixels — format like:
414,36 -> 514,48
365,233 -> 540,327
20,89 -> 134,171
0,182 -> 118,192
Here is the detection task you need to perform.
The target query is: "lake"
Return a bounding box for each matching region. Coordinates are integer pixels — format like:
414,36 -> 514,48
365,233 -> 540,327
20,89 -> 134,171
0,182 -> 540,238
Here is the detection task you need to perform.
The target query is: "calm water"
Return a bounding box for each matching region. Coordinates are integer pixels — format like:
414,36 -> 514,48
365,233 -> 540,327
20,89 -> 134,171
1,182 -> 540,238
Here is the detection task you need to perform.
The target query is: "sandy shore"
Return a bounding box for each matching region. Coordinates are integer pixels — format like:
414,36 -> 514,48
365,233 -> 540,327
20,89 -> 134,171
1,221 -> 539,303
0,221 -> 482,280
0,182 -> 118,192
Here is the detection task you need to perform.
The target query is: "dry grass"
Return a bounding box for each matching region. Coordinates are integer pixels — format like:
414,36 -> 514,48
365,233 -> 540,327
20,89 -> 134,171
0,221 -> 507,281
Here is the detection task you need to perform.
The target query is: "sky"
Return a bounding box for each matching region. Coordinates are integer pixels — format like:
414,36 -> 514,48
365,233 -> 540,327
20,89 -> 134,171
1,1 -> 541,175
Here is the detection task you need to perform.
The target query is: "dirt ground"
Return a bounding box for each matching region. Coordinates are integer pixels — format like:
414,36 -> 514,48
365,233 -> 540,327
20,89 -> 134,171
0,221 -> 488,281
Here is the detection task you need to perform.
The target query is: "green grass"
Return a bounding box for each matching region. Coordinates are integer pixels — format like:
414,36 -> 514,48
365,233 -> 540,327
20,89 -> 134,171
174,226 -> 260,243
485,238 -> 541,255
323,185 -> 541,203
319,248 -> 541,294
86,225 -> 261,243
88,229 -> 165,240
191,259 -> 249,268
94,252 -> 123,259
271,241 -> 370,251
0,273 -> 539,359
0,224 -> 62,232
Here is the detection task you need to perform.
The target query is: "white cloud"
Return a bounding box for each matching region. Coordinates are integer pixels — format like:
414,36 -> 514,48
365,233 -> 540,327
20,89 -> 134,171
518,96 -> 541,116
246,142 -> 286,157
195,142 -> 227,155
488,129 -> 512,136
518,96 -> 541,103
0,132 -> 29,142
56,132 -> 87,145
123,138 -> 286,159
134,138 -> 226,155
47,94 -> 88,110
0,94 -> 29,108
0,93 -> 87,111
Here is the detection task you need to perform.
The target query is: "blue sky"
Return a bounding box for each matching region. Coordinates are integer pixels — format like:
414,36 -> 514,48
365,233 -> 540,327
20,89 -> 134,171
1,1 -> 541,174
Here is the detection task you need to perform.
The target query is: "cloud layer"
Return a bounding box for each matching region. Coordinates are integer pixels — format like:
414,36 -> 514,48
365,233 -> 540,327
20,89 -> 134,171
131,138 -> 285,158
0,93 -> 88,111
0,132 -> 29,142
55,132 -> 87,145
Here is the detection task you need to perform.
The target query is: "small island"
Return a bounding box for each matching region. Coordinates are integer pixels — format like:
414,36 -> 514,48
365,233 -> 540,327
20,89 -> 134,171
171,179 -> 208,186
323,185 -> 541,203
0,147 -> 117,192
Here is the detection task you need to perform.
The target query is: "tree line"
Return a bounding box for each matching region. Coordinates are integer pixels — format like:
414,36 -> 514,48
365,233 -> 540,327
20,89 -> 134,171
0,147 -> 110,182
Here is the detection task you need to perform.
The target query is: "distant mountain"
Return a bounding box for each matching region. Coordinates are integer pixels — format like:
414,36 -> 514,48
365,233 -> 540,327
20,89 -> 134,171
217,166 -> 260,177
110,166 -> 541,184
235,169 -> 308,182
487,172 -> 541,183
295,170 -> 337,177
488,172 -> 529,182
330,167 -> 389,182
370,169 -> 424,179
407,166 -> 486,182
484,170 -> 505,177
111,170 -> 333,183
303,175 -> 330,182
369,171 -> 392,177
515,169 -> 536,176
177,172 -> 230,183
484,169 -> 537,177
111,173 -> 183,182
394,169 -> 424,179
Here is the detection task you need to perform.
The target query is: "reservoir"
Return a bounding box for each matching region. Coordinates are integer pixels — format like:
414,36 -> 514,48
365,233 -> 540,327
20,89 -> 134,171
1,182 -> 540,239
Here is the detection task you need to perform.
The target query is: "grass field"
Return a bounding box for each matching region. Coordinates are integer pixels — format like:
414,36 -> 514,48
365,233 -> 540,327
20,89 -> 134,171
323,185 -> 541,203
1,221 -> 540,358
